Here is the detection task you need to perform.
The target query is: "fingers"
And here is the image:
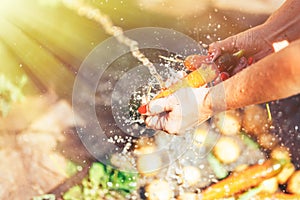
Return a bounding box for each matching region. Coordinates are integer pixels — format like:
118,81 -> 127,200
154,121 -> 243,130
143,96 -> 177,116
208,45 -> 222,61
143,95 -> 181,134
231,57 -> 248,75
209,36 -> 237,60
209,38 -> 235,53
145,115 -> 165,130
145,114 -> 180,135
209,29 -> 270,60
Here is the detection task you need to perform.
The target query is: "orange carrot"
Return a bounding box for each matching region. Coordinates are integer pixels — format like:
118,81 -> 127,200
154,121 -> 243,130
183,55 -> 209,71
254,192 -> 300,200
201,159 -> 286,200
153,63 -> 218,100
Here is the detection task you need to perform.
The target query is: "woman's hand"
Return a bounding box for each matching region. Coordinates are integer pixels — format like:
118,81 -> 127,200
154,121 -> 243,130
143,87 -> 212,135
209,24 -> 274,62
209,0 -> 300,61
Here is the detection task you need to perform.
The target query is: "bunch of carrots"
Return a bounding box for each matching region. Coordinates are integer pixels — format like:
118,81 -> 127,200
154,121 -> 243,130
138,50 -> 250,114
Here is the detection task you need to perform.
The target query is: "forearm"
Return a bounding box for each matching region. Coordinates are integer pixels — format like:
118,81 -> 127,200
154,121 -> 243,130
205,39 -> 300,113
264,0 -> 300,43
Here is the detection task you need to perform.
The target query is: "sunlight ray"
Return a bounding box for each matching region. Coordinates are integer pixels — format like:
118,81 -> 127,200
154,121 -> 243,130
0,17 -> 74,97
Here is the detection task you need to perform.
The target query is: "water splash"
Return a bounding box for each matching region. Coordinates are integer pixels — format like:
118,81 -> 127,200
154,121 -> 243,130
62,0 -> 165,88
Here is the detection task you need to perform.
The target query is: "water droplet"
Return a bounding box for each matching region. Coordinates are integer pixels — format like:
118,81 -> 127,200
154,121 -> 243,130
107,182 -> 113,187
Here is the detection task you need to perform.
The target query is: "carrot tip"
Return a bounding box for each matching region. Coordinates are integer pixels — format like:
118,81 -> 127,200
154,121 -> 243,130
138,104 -> 147,114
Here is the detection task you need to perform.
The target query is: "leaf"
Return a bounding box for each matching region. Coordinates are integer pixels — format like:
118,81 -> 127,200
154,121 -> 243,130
63,185 -> 83,200
33,194 -> 56,200
89,162 -> 106,186
63,162 -> 138,199
207,153 -> 228,179
109,169 -> 137,193
66,160 -> 80,177
240,132 -> 259,149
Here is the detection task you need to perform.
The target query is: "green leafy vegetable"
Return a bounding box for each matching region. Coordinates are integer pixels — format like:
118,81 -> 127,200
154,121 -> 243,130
66,160 -> 82,177
63,162 -> 137,200
63,185 -> 83,200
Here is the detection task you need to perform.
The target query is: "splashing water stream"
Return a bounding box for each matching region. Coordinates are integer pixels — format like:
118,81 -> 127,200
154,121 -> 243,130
62,0 -> 165,88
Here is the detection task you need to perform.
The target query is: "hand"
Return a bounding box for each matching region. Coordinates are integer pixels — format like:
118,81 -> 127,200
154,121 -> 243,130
143,87 -> 212,135
209,24 -> 274,62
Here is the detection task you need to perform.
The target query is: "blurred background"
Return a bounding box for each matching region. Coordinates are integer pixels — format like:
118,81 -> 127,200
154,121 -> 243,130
0,0 -> 284,99
1,0 -> 292,199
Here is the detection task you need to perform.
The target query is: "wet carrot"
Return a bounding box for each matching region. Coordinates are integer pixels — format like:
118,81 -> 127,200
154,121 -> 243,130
201,159 -> 286,200
183,55 -> 209,71
254,192 -> 300,200
152,50 -> 246,100
153,63 -> 218,100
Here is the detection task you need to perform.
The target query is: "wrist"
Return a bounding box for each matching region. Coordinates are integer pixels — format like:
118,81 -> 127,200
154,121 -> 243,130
201,88 -> 214,116
203,86 -> 227,116
259,21 -> 276,43
262,16 -> 293,44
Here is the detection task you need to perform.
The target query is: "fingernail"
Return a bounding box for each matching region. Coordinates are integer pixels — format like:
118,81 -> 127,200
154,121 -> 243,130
138,104 -> 147,114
